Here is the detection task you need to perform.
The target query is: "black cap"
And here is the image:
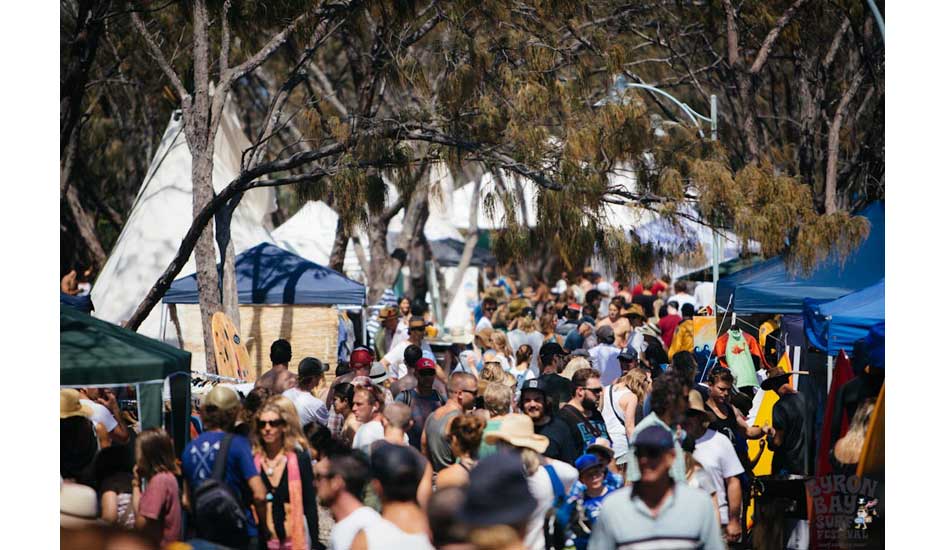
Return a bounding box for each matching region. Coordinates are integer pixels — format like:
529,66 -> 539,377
618,352 -> 636,363
459,451 -> 537,526
520,378 -> 546,397
539,342 -> 567,359
298,357 -> 325,378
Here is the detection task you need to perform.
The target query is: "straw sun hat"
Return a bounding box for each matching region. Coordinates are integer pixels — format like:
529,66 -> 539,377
483,414 -> 549,454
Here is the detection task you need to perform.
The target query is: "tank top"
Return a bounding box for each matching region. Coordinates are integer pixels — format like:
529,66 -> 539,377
364,518 -> 434,550
705,401 -> 752,471
424,409 -> 460,472
602,385 -> 632,459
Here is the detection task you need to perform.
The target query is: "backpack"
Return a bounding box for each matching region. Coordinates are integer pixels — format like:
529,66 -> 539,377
191,434 -> 249,548
542,464 -> 569,550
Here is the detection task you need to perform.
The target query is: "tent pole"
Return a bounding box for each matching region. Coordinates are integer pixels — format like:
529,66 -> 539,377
827,355 -> 834,394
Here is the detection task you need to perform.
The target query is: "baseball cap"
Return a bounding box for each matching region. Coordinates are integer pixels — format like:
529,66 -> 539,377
416,357 -> 437,374
618,352 -> 636,363
571,348 -> 590,358
574,453 -> 603,473
203,385 -> 241,411
567,303 -> 583,312
520,378 -> 546,397
297,357 -> 325,379
633,425 -> 674,450
350,347 -> 373,367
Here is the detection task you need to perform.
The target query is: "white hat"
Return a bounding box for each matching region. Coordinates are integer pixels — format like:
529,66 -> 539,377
596,281 -> 612,295
60,483 -> 102,528
369,362 -> 390,384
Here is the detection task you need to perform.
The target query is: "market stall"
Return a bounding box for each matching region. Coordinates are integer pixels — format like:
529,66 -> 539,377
60,304 -> 192,454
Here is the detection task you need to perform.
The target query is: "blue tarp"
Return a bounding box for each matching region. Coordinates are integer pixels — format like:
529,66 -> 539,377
716,202 -> 884,314
803,279 -> 884,356
164,243 -> 366,306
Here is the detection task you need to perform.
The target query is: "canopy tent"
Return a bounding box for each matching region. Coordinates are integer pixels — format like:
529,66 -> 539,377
429,239 -> 495,267
60,305 -> 192,454
91,102 -> 277,343
804,279 -> 885,356
716,202 -> 884,314
164,243 -> 366,306
680,255 -> 765,282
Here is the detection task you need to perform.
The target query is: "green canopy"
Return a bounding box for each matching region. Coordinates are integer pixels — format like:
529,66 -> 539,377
60,305 -> 192,454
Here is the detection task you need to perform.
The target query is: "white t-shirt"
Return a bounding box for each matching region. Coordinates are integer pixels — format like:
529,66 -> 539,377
525,460 -> 578,550
282,387 -> 330,427
475,316 -> 493,333
329,506 -> 381,550
668,292 -> 696,312
81,399 -> 118,433
589,343 -> 621,384
692,429 -> 745,524
363,518 -> 434,550
383,340 -> 434,380
351,421 -> 409,454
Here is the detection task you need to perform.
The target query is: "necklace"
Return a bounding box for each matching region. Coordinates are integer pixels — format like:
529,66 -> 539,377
262,453 -> 285,476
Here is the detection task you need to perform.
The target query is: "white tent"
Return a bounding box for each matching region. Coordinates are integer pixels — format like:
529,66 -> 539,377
91,104 -> 277,342
450,172 -> 539,230
272,200 -> 366,281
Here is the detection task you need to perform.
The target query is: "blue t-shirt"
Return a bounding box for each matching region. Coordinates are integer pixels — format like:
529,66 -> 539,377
566,484 -> 616,550
564,329 -> 585,351
181,431 -> 259,535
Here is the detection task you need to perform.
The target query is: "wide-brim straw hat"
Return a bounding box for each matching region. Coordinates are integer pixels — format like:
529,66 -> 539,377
60,389 -> 93,420
483,413 -> 549,454
60,483 -> 104,528
685,389 -> 715,422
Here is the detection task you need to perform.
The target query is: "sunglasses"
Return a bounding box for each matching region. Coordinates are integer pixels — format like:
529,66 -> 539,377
586,387 -> 604,395
258,418 -> 286,428
456,389 -> 478,396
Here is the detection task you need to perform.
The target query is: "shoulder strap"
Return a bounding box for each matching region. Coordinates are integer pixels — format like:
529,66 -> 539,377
608,385 -> 625,425
400,389 -> 412,407
212,433 -> 234,482
543,464 -> 566,502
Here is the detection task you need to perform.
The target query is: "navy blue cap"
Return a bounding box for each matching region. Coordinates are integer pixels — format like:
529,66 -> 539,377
521,378 -> 546,396
633,425 -> 674,450
574,453 -> 602,473
459,451 -> 537,526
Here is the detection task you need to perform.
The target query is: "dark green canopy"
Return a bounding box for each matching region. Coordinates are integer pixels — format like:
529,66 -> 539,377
60,305 -> 192,453
61,304 -> 191,385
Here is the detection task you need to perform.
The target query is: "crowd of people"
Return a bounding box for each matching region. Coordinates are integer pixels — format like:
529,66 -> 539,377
61,267 -> 882,549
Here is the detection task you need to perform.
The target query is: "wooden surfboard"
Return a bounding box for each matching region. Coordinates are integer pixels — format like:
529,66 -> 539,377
211,311 -> 254,382
857,382 -> 884,477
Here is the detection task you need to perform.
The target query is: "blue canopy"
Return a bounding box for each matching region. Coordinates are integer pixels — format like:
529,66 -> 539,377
164,243 -> 366,306
716,202 -> 884,314
803,279 -> 885,356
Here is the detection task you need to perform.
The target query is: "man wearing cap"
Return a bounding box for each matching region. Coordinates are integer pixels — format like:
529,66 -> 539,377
557,303 -> 583,336
589,325 -> 622,385
326,347 -> 376,436
396,357 -> 447,450
382,316 -> 435,380
282,357 -> 330,429
589,425 -> 725,550
256,339 -> 297,393
373,306 -> 400,358
763,366 -> 814,478
181,385 -> 269,548
684,390 -> 745,543
537,342 -> 573,409
519,378 -> 578,464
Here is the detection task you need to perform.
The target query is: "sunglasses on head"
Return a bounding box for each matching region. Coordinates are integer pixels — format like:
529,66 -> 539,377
259,418 -> 286,428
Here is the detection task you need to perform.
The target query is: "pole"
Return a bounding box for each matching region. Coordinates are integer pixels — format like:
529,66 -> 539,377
866,0 -> 885,45
710,95 -> 720,314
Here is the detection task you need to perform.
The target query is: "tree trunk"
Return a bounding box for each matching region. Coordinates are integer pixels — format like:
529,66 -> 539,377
329,216 -> 350,273
192,153 -> 223,372
214,200 -> 241,332
64,182 -> 108,269
407,198 -> 430,301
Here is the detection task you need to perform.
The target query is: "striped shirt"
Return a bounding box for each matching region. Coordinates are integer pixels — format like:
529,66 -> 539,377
588,483 -> 724,550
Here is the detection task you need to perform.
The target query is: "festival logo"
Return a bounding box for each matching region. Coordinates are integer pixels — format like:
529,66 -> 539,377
807,475 -> 883,550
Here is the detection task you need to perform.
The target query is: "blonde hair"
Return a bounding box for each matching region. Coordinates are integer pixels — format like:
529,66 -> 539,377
502,372 -> 517,391
518,316 -> 538,333
833,400 -> 875,464
539,313 -> 557,335
561,357 -> 590,380
491,330 -> 513,357
619,369 -> 649,402
256,396 -> 310,453
480,362 -> 506,384
483,382 -> 513,417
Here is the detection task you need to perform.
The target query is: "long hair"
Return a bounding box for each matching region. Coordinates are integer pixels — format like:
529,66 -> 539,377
539,312 -> 557,335
449,415 -> 486,458
253,399 -> 303,455
479,362 -> 506,384
619,368 -> 650,402
833,400 -> 875,464
491,330 -> 513,357
135,428 -> 180,480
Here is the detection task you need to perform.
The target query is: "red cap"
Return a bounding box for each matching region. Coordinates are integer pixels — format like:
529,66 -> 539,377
350,348 -> 374,367
416,357 -> 437,373
568,303 -> 582,312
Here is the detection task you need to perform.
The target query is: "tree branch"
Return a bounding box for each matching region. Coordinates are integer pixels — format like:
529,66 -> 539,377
749,0 -> 810,75
220,0 -> 232,74
129,9 -> 189,104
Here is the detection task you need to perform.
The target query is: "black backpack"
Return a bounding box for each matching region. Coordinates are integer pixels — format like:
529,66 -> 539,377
191,434 -> 249,548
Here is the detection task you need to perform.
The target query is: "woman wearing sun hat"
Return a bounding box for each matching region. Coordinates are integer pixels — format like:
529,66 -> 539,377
484,414 -> 579,550
61,388 -> 104,485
